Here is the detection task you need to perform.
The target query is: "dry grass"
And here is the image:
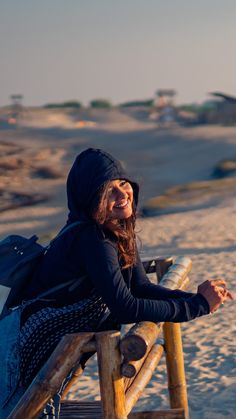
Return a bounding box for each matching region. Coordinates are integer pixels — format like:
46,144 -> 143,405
0,140 -> 66,212
31,166 -> 62,179
213,159 -> 236,178
142,177 -> 236,215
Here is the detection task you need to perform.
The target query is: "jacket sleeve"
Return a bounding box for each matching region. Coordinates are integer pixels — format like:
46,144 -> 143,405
80,227 -> 210,324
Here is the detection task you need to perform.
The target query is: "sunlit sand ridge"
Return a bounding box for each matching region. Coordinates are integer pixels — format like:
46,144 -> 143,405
0,109 -> 235,418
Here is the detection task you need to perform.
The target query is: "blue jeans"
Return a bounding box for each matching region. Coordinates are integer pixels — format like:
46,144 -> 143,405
0,305 -> 63,419
0,307 -> 23,418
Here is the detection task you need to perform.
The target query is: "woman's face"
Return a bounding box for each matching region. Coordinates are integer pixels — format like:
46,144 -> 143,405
106,179 -> 134,220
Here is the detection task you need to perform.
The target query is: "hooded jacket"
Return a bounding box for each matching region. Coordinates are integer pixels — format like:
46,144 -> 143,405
66,148 -> 139,223
24,148 -> 209,324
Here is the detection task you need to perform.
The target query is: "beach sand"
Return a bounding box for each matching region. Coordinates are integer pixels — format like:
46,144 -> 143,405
0,109 -> 235,418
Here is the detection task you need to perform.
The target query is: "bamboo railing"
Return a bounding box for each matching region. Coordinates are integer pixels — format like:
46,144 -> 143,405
8,256 -> 192,419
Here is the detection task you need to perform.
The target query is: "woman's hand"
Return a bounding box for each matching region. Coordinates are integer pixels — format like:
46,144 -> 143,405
198,279 -> 234,314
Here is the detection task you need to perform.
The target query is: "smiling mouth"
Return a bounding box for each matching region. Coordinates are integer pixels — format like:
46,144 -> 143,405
114,200 -> 129,209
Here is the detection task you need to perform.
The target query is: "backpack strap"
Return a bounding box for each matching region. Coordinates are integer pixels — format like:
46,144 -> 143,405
49,221 -> 83,245
35,221 -> 86,300
36,277 -> 79,300
45,220 -> 84,254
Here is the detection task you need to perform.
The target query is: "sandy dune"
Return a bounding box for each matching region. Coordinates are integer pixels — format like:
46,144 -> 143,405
0,110 -> 235,418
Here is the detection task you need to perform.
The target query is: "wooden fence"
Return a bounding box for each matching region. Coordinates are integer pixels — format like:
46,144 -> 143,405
8,256 -> 192,419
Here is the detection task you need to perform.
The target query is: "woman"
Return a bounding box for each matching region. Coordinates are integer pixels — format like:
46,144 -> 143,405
1,148 -> 233,418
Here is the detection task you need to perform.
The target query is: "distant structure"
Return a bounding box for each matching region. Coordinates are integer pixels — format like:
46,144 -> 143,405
206,91 -> 236,124
10,94 -> 24,107
155,89 -> 176,108
151,89 -> 177,125
211,91 -> 236,103
8,94 -> 24,125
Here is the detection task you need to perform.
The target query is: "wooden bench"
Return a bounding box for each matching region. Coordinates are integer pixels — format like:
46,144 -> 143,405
8,256 -> 192,419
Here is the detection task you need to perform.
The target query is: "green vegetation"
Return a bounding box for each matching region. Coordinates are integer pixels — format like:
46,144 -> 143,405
44,100 -> 82,109
31,166 -> 62,180
89,99 -> 112,108
177,101 -> 218,114
119,99 -> 154,107
177,103 -> 199,113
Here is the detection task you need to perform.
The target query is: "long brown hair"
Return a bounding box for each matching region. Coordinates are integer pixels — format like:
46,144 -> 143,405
91,181 -> 137,269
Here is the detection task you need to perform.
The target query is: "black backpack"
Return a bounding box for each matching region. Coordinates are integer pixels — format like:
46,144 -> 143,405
0,222 -> 81,319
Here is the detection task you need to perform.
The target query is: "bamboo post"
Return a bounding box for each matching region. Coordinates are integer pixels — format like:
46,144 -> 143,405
122,355 -> 148,380
8,333 -> 94,419
125,343 -> 164,415
61,339 -> 97,399
141,257 -> 173,281
81,340 -> 97,353
61,364 -> 84,399
160,257 -> 192,290
163,323 -> 189,419
96,331 -> 127,419
155,257 -> 173,282
123,340 -> 164,392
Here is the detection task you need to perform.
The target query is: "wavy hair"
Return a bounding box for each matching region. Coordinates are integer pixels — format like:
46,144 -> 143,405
90,181 -> 137,269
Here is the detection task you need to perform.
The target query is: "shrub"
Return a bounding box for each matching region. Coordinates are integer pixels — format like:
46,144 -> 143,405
44,101 -> 82,109
119,99 -> 154,107
89,99 -> 112,108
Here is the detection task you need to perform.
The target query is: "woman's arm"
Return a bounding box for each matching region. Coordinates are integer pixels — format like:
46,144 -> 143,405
81,228 -> 210,324
131,253 -> 195,300
131,253 -> 232,313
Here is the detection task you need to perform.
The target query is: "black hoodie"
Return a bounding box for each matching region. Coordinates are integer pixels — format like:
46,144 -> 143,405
66,148 -> 139,223
25,148 -> 209,324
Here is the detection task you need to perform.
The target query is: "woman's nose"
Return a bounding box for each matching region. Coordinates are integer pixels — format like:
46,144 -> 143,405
116,187 -> 127,200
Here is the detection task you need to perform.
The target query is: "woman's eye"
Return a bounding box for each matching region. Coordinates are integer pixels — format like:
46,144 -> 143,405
108,186 -> 116,195
120,180 -> 127,186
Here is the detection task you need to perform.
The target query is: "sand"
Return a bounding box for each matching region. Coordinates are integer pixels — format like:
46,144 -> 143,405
0,109 -> 235,418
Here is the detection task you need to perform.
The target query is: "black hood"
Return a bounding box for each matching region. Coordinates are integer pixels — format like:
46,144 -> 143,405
66,148 -> 139,223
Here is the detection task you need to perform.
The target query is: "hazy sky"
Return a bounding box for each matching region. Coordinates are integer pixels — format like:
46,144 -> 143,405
1,0 -> 236,107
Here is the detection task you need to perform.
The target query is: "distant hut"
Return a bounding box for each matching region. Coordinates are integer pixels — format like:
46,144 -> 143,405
8,94 -> 24,125
155,89 -> 176,109
207,92 -> 236,124
153,89 -> 177,124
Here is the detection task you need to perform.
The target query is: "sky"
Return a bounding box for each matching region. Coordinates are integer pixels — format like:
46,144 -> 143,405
1,0 -> 236,107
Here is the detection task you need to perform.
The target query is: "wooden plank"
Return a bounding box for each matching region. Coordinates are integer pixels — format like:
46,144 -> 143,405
128,408 -> 186,418
60,400 -> 102,418
163,323 -> 189,419
8,333 -> 94,419
61,340 -> 97,399
96,331 -> 127,419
